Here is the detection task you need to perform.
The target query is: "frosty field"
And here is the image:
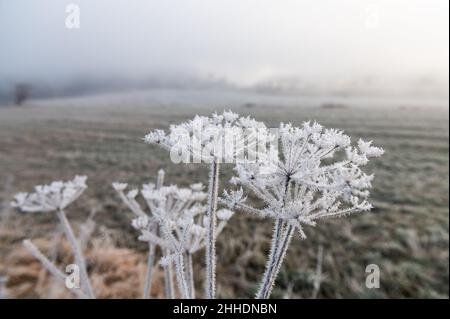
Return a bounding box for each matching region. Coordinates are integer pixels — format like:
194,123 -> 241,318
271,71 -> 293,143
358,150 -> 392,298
0,93 -> 448,298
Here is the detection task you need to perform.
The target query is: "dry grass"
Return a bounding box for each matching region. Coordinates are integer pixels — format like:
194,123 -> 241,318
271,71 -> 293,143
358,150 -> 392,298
1,230 -> 165,299
0,99 -> 448,298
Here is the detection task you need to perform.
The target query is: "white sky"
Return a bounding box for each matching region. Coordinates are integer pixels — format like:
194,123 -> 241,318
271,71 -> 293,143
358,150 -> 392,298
0,0 -> 448,87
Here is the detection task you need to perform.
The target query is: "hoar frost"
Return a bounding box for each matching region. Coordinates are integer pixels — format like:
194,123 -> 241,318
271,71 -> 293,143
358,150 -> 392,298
12,111 -> 384,300
221,121 -> 384,298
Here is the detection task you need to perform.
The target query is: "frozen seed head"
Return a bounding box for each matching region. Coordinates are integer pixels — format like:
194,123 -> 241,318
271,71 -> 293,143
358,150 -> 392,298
222,121 -> 384,239
11,175 -> 87,213
116,177 -> 234,255
144,110 -> 272,163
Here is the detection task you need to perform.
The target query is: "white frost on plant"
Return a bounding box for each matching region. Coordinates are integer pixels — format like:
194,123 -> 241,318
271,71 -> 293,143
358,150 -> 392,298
11,176 -> 95,298
113,171 -> 234,299
222,121 -> 384,234
11,175 -> 87,212
144,111 -> 267,299
130,183 -> 228,255
221,121 -> 384,299
144,110 -> 271,164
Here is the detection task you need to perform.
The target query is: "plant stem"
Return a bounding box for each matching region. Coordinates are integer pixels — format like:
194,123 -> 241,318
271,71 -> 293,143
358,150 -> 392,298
23,239 -> 87,299
185,252 -> 195,298
255,219 -> 284,299
57,209 -> 95,299
155,170 -> 176,298
174,254 -> 190,299
264,224 -> 295,298
205,160 -> 220,299
143,241 -> 156,299
163,254 -> 175,299
256,176 -> 292,299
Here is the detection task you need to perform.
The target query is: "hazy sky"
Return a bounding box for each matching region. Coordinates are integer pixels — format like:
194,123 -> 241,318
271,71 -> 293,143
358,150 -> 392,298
0,0 -> 448,88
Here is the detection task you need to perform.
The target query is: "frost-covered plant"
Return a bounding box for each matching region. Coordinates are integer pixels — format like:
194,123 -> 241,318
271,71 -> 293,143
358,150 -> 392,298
112,169 -> 165,299
11,176 -> 95,298
144,111 -> 266,298
221,121 -> 384,299
114,174 -> 233,299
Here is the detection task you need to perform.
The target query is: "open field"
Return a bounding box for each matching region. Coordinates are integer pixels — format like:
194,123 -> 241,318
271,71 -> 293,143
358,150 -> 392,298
0,93 -> 448,298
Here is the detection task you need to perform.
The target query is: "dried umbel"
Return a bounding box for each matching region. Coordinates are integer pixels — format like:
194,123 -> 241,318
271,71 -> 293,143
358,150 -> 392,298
113,170 -> 165,299
221,121 -> 384,299
9,112 -> 385,300
11,176 -> 95,299
137,205 -> 234,258
144,111 -> 266,299
143,110 -> 270,164
11,175 -> 87,212
114,173 -> 233,299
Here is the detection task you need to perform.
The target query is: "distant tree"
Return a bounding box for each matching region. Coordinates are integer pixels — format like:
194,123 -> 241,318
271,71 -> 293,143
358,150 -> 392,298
14,83 -> 31,106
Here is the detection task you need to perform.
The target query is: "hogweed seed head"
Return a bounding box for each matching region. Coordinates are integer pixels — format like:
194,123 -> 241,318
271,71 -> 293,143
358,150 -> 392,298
11,176 -> 87,213
222,121 -> 384,239
113,176 -> 233,256
144,110 -> 273,164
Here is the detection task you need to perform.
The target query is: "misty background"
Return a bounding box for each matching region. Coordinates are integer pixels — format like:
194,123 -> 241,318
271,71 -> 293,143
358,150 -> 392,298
0,0 -> 448,105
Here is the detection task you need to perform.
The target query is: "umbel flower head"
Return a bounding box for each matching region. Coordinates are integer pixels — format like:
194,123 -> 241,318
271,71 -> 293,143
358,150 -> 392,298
11,175 -> 95,298
113,178 -> 234,252
144,112 -> 256,299
116,182 -> 234,255
222,121 -> 384,238
11,176 -> 88,212
144,110 -> 272,164
114,176 -> 234,299
113,180 -> 209,221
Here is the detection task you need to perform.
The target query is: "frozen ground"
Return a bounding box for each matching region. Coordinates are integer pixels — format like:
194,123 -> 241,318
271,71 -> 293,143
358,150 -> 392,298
0,90 -> 448,298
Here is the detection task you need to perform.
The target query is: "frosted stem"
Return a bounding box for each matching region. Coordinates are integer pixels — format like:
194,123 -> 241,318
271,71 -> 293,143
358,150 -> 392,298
185,252 -> 195,298
174,254 -> 190,299
155,171 -> 176,299
255,219 -> 284,299
205,160 -> 220,299
160,216 -> 174,299
143,241 -> 156,299
263,224 -> 295,299
256,176 -> 292,299
57,209 -> 95,299
23,239 -> 86,299
163,255 -> 175,299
